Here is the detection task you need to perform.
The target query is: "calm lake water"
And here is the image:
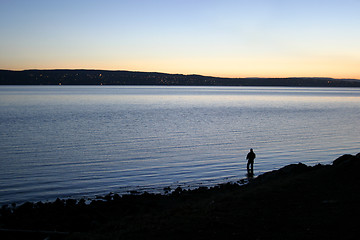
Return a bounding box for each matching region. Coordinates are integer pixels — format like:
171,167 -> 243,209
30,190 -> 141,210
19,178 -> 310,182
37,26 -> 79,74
0,86 -> 359,205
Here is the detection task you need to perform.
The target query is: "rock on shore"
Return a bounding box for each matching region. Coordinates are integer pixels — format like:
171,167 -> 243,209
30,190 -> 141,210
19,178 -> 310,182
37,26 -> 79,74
1,153 -> 360,240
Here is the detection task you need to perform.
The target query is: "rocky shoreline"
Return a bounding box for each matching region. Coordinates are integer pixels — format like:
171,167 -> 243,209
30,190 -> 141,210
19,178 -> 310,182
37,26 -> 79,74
1,153 -> 360,240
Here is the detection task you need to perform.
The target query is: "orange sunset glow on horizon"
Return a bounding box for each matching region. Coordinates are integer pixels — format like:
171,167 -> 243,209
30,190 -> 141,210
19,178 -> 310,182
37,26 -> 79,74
1,0 -> 359,80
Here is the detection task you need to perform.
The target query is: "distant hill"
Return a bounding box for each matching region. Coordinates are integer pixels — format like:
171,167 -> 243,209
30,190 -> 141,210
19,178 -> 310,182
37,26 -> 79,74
1,69 -> 360,87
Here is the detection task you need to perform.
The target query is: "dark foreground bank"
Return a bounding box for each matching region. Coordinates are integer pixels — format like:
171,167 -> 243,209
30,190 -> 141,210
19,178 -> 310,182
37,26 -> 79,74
1,153 -> 360,240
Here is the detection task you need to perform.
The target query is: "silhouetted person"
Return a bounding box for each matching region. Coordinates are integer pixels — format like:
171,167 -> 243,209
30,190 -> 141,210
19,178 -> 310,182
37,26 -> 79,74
246,148 -> 256,174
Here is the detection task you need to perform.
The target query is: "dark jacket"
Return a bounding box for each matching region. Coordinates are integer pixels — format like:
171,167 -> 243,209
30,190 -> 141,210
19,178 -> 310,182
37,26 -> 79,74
247,151 -> 256,161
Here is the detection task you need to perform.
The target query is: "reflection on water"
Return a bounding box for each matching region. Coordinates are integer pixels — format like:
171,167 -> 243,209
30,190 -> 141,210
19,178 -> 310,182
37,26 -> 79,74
0,86 -> 359,204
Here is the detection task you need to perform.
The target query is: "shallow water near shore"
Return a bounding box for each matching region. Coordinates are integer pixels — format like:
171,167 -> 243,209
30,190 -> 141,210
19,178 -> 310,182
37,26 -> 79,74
0,86 -> 359,205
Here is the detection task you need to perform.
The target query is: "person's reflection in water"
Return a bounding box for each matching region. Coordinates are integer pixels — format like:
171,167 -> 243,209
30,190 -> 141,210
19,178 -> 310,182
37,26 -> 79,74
246,148 -> 256,176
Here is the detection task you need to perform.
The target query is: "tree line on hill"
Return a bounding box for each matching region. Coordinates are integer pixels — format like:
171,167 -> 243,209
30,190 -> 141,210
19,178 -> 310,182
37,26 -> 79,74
1,69 -> 360,87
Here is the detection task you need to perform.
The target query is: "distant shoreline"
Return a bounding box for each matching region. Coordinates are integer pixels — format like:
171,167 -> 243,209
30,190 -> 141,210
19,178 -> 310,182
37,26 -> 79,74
1,69 -> 360,87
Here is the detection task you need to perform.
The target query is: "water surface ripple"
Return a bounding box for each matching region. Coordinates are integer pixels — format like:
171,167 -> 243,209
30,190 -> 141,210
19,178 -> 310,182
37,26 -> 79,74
0,86 -> 359,204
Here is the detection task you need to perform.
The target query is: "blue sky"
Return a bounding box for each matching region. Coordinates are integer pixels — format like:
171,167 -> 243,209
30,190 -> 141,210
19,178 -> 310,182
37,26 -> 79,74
1,0 -> 359,78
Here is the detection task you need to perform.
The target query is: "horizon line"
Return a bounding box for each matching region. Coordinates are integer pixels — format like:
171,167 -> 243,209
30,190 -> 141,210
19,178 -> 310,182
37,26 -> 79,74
1,68 -> 359,81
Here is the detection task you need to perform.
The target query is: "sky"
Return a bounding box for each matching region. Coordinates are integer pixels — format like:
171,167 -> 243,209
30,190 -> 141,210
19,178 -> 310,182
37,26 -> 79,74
0,0 -> 359,78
